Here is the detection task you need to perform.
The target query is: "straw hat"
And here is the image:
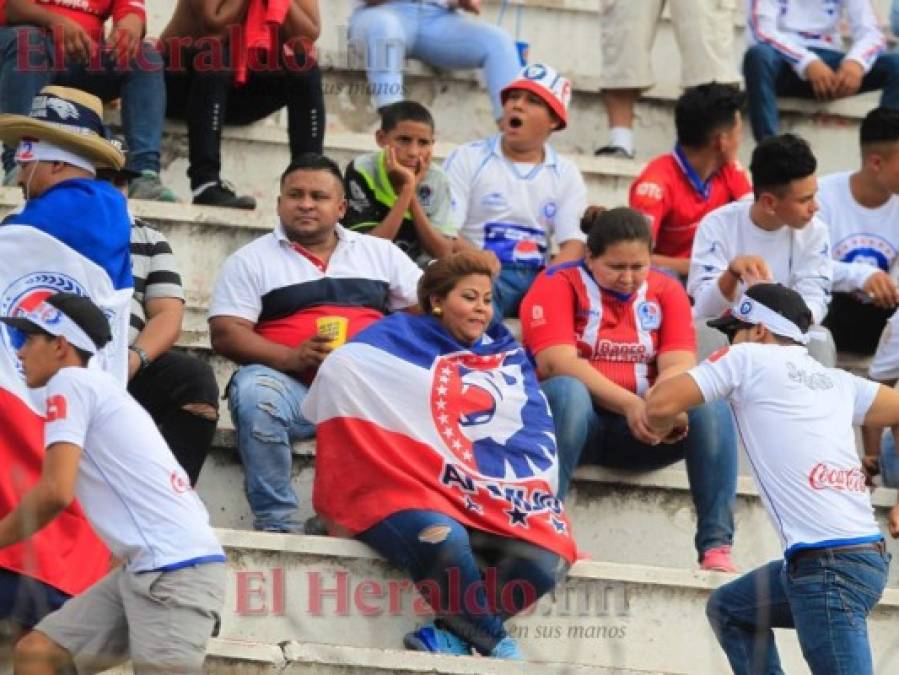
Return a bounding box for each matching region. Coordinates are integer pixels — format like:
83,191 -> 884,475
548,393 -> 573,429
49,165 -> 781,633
0,86 -> 124,170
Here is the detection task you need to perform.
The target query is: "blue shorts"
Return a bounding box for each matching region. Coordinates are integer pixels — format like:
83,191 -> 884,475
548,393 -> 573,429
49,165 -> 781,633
0,568 -> 71,629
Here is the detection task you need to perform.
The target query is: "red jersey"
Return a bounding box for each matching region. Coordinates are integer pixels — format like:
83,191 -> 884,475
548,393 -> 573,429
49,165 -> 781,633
630,149 -> 751,260
0,0 -> 146,35
521,263 -> 696,395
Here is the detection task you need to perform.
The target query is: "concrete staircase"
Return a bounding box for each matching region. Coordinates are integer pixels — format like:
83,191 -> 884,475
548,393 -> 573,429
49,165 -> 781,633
5,0 -> 899,671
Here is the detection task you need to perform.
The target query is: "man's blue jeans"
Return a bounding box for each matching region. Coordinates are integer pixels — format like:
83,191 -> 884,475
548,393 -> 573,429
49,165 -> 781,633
357,509 -> 568,655
743,43 -> 899,141
0,25 -> 165,173
348,0 -> 520,119
541,375 -> 737,558
490,263 -> 540,327
707,549 -> 890,674
227,364 -> 316,532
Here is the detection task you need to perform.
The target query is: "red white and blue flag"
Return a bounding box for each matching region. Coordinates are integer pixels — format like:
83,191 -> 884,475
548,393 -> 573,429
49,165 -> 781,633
0,225 -> 132,596
303,313 -> 577,563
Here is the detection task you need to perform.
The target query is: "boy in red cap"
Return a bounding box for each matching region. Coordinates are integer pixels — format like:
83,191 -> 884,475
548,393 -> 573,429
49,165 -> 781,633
444,63 -> 587,323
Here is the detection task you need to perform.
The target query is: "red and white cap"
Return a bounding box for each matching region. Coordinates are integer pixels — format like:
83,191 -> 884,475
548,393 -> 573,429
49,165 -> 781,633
501,63 -> 572,130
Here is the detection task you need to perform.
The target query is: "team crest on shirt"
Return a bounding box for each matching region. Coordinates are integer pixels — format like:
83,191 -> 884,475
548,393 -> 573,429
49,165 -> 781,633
417,184 -> 434,208
541,200 -> 558,224
0,272 -> 87,380
636,301 -> 662,330
430,349 -> 556,481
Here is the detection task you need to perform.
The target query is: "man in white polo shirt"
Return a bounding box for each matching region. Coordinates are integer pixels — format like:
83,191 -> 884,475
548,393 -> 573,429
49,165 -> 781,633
687,133 -> 835,365
444,63 -> 587,324
646,283 -> 899,675
209,153 -> 422,534
0,292 -> 225,674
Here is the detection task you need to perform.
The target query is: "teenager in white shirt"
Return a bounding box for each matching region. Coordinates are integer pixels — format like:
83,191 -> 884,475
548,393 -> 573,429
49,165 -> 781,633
444,62 -> 587,324
687,133 -> 835,365
744,0 -> 899,141
1,293 -> 225,674
646,283 -> 899,675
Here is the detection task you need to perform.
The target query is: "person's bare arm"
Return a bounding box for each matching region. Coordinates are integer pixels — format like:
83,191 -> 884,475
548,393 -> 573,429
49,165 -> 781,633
644,372 -> 705,437
0,442 -> 80,548
284,0 -> 320,41
193,0 -> 250,34
553,240 -> 585,264
209,315 -> 332,375
129,297 -> 184,379
535,344 -> 660,444
655,350 -> 696,382
651,254 -> 690,277
7,0 -> 96,61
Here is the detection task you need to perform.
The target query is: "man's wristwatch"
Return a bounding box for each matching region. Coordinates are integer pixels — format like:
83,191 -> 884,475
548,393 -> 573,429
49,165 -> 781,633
129,345 -> 151,373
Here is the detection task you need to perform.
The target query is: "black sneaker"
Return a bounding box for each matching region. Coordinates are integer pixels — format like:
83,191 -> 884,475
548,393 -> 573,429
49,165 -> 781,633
594,144 -> 636,159
193,180 -> 257,210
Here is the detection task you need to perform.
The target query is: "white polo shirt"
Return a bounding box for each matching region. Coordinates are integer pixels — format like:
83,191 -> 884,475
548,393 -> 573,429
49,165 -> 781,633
44,367 -> 225,573
689,342 -> 881,557
443,134 -> 587,267
817,171 -> 899,294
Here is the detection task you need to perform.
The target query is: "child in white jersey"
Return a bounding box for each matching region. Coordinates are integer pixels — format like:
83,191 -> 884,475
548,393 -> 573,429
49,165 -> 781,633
646,283 -> 899,675
444,62 -> 587,324
0,292 -> 226,674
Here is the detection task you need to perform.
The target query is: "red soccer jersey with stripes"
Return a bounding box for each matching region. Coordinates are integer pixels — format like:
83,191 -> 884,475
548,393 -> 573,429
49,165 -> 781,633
521,263 -> 696,394
629,153 -> 751,260
0,0 -> 147,34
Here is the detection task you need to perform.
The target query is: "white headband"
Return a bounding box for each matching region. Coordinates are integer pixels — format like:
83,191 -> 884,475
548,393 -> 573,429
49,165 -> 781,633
15,138 -> 96,175
7,299 -> 99,354
731,293 -> 810,345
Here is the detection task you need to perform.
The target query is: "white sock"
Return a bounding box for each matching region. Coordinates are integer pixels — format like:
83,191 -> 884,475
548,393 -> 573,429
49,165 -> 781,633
608,127 -> 634,153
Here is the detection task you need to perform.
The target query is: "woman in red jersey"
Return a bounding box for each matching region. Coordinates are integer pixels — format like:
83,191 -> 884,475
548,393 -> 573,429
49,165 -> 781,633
520,206 -> 739,572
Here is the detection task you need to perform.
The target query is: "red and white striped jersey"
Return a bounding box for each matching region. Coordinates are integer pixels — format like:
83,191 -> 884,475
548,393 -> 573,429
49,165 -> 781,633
521,262 -> 696,395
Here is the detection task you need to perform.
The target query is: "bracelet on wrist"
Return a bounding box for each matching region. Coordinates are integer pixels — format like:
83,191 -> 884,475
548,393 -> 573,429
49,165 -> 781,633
129,345 -> 151,373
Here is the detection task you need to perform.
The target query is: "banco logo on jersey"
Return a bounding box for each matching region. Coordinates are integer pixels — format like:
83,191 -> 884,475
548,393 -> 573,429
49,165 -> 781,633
0,272 -> 86,377
430,349 -> 556,481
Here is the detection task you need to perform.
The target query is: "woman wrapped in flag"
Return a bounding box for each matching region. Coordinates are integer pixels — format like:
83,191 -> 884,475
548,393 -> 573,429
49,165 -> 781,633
302,251 -> 576,660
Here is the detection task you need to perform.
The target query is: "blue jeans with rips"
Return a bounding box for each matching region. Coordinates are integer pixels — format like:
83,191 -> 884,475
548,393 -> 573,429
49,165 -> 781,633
541,375 -> 737,558
706,548 -> 890,674
357,509 -> 568,655
227,364 -> 316,532
0,25 -> 165,173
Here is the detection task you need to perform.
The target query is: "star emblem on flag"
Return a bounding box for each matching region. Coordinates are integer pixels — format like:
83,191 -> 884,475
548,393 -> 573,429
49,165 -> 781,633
506,505 -> 529,527
464,496 -> 483,513
550,516 -> 567,533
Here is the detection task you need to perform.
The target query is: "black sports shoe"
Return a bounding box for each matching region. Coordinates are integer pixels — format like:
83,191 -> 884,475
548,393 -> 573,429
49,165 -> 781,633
193,180 -> 257,210
594,144 -> 636,159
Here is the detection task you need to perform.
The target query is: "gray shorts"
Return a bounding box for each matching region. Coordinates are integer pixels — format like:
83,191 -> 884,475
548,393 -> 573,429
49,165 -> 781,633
34,562 -> 226,674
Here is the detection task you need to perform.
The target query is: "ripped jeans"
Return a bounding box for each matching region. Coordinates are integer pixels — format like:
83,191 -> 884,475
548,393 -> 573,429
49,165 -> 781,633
227,365 -> 315,532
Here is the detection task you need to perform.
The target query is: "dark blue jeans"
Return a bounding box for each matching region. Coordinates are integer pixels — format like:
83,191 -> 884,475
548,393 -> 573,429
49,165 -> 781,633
357,509 -> 568,655
743,43 -> 899,141
541,375 -> 737,558
490,263 -> 540,327
707,549 -> 890,674
0,25 -> 165,173
0,569 -> 70,630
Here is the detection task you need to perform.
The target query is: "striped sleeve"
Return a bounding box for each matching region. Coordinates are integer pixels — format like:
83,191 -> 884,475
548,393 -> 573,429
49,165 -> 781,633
845,0 -> 886,74
748,0 -> 820,78
130,220 -> 184,302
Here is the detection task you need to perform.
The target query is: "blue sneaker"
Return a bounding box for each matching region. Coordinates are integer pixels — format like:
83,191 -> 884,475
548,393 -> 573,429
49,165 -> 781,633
403,623 -> 471,656
490,636 -> 523,660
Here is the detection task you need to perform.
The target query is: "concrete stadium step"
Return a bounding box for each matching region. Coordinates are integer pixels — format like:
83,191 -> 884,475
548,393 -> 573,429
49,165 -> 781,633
196,433 -> 899,588
157,125 -> 638,221
208,528 -> 899,674
102,637 -> 659,674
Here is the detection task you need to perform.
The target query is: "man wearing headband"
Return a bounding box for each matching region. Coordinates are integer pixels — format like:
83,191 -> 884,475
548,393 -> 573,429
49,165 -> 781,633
0,292 -> 225,673
645,283 -> 899,675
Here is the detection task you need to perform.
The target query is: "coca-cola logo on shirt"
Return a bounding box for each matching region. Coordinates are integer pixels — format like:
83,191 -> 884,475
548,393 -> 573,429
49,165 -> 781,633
807,463 -> 867,493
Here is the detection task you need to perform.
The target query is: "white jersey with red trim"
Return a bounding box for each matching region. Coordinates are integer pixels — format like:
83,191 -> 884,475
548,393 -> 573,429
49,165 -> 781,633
746,0 -> 885,77
444,135 -> 587,266
689,342 -> 881,556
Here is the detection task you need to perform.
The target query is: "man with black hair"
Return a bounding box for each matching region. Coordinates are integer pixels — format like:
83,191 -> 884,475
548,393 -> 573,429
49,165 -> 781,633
818,107 -> 899,356
209,153 -> 422,533
646,283 -> 899,675
687,133 -> 835,365
344,100 -> 454,264
0,292 -> 226,674
630,83 -> 751,278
